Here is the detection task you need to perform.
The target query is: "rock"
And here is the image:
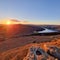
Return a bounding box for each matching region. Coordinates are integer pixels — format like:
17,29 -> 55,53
23,46 -> 49,60
47,46 -> 60,60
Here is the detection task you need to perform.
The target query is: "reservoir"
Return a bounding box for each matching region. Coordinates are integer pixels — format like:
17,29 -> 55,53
37,28 -> 58,33
32,28 -> 60,36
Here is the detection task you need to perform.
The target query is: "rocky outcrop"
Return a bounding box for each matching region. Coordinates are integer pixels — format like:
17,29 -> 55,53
23,46 -> 60,60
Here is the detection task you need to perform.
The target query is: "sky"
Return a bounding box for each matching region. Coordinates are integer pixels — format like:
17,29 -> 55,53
0,0 -> 60,25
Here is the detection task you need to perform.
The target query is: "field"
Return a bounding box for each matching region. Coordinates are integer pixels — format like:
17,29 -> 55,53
0,24 -> 60,60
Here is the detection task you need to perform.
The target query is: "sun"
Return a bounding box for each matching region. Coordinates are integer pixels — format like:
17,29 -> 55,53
0,18 -> 21,24
0,20 -> 11,25
5,20 -> 11,25
6,21 -> 11,25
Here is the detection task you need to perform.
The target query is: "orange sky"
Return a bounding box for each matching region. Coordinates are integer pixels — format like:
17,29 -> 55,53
0,18 -> 60,25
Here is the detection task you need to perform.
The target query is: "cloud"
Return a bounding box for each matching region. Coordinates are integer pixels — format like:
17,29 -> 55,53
11,19 -> 20,22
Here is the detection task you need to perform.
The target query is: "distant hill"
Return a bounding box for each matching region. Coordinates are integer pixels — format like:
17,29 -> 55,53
0,24 -> 44,38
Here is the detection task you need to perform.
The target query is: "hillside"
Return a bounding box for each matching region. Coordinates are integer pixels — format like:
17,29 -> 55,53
0,24 -> 60,60
0,38 -> 60,60
0,24 -> 44,38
